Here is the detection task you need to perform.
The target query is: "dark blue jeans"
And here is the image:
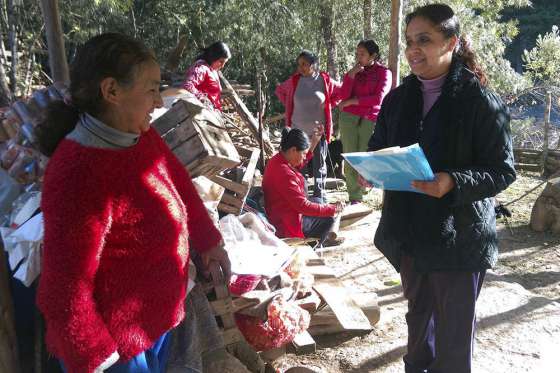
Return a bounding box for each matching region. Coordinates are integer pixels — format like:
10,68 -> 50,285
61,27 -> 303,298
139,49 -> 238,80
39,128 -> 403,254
301,137 -> 327,202
400,256 -> 485,373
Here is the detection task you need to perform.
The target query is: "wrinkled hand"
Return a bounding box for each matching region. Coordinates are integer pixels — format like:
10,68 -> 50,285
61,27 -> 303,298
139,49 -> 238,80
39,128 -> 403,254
411,172 -> 455,198
358,175 -> 372,188
200,240 -> 232,284
333,201 -> 345,214
348,63 -> 364,78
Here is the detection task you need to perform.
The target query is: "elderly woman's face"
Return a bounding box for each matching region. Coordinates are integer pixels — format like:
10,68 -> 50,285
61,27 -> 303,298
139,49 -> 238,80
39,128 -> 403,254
405,16 -> 457,79
297,57 -> 315,77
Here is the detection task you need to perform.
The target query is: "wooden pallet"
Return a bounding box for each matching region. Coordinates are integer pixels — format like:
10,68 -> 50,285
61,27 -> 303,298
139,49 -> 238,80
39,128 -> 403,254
210,147 -> 260,215
152,98 -> 241,178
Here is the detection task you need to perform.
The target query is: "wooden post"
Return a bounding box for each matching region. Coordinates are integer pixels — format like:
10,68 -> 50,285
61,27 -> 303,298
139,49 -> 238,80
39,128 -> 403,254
542,92 -> 552,175
39,0 -> 70,84
256,71 -> 266,168
363,0 -> 372,39
388,0 -> 403,88
0,246 -> 20,373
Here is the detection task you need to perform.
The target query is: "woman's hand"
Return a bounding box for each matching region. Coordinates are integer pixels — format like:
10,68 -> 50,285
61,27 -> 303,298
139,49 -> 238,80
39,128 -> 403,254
200,240 -> 232,284
411,172 -> 455,198
348,63 -> 364,79
333,201 -> 345,214
309,124 -> 324,151
338,98 -> 358,109
358,175 -> 372,188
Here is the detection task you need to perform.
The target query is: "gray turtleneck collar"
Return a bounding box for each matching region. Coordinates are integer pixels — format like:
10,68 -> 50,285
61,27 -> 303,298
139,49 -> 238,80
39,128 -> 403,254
66,113 -> 140,149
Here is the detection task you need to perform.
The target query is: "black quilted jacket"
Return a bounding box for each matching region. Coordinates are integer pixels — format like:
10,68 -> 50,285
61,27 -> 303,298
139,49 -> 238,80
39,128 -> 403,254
368,60 -> 516,273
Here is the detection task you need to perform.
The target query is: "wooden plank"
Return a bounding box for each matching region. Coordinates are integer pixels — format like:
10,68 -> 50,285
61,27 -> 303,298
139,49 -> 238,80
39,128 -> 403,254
210,175 -> 248,195
210,298 -> 234,316
291,331 -> 316,355
306,265 -> 336,279
241,148 -> 260,186
309,292 -> 379,336
222,328 -> 244,345
221,193 -> 244,209
217,202 -> 242,215
313,279 -> 372,331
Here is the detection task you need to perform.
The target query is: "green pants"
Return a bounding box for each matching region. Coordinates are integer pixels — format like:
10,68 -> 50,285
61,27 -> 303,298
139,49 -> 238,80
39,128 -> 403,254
339,111 -> 375,201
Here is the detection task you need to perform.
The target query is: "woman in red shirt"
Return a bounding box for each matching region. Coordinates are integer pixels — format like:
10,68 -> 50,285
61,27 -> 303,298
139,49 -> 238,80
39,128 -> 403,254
182,41 -> 231,111
338,39 -> 392,203
262,127 -> 344,244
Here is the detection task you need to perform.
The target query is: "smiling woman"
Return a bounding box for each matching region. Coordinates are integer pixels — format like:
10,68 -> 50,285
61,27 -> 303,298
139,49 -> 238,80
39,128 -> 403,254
366,4 -> 515,373
35,33 -> 229,373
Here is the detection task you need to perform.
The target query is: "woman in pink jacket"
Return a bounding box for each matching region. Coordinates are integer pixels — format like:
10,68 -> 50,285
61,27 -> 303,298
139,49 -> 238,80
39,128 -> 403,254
338,40 -> 392,203
182,41 -> 231,111
275,50 -> 340,202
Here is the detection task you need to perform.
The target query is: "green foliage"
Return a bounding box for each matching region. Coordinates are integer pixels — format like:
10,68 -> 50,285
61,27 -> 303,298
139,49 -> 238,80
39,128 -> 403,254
523,26 -> 560,85
0,0 -> 540,103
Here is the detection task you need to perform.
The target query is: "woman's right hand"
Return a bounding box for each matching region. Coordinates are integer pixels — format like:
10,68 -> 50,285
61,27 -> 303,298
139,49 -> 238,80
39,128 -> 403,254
334,201 -> 345,214
348,63 -> 364,78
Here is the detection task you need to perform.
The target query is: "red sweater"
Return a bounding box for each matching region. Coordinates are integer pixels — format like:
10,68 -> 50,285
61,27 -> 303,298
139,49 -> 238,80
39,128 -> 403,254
275,72 -> 340,142
37,128 -> 222,373
262,152 -> 336,238
183,60 -> 222,111
338,62 -> 392,122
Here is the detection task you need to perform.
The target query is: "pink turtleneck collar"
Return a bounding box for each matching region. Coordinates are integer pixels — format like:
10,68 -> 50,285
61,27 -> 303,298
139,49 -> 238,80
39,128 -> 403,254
418,73 -> 447,118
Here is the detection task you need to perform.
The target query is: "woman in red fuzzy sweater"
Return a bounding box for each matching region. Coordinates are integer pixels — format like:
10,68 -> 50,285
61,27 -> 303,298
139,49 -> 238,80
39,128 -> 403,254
35,34 -> 229,373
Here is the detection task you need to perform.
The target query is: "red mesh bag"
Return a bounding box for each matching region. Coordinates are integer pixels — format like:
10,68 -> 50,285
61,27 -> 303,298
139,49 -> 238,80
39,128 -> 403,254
229,274 -> 262,296
235,296 -> 310,351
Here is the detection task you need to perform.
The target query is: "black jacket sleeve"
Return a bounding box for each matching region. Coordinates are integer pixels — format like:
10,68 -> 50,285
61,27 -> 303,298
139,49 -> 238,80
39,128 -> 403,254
447,90 -> 516,206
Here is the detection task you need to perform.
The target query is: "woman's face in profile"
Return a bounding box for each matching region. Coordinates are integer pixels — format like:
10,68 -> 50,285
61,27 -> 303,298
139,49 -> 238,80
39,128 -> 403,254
211,57 -> 229,71
405,16 -> 457,79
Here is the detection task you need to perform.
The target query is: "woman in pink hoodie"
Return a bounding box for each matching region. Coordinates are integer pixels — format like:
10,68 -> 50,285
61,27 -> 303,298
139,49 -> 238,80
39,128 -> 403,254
275,50 -> 340,202
338,40 -> 392,203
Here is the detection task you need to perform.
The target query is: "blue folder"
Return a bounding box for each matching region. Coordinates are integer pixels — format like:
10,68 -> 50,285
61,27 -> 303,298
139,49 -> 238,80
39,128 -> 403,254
342,143 -> 435,193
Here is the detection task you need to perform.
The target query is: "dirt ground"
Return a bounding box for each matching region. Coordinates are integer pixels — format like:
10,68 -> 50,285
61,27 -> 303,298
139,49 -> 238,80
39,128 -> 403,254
271,171 -> 560,373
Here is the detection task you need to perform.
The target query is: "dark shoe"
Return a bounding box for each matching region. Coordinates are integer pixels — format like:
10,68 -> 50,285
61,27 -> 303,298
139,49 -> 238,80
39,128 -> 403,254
322,236 -> 345,247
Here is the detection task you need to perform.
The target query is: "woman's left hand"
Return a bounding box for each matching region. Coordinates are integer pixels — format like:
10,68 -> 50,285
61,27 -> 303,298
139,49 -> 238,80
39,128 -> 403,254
200,240 -> 231,284
339,98 -> 358,109
411,172 -> 455,198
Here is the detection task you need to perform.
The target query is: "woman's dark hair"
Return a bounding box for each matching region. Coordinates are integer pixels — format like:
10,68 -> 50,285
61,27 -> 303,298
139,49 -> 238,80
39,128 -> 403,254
196,41 -> 231,65
405,3 -> 487,85
296,50 -> 319,71
357,39 -> 381,61
36,33 -> 157,156
280,127 -> 310,152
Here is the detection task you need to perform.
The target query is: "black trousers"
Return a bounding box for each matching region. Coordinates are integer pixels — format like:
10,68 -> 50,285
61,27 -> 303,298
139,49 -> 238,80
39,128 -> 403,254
302,215 -> 334,243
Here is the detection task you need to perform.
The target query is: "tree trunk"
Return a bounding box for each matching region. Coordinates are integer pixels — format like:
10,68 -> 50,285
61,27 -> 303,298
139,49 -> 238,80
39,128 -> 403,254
39,0 -> 69,84
7,0 -> 17,95
320,1 -> 338,80
363,0 -> 372,39
388,0 -> 403,88
0,246 -> 20,373
164,35 -> 188,72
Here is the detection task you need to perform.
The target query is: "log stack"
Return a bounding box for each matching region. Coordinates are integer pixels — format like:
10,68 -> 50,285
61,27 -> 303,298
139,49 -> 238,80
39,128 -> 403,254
514,148 -> 560,175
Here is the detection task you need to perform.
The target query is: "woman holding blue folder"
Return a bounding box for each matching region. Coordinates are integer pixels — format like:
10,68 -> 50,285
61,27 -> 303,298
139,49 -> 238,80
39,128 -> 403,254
366,4 -> 515,373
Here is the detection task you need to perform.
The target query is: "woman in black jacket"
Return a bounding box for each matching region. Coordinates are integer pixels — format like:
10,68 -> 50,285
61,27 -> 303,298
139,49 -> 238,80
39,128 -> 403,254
367,4 -> 516,373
